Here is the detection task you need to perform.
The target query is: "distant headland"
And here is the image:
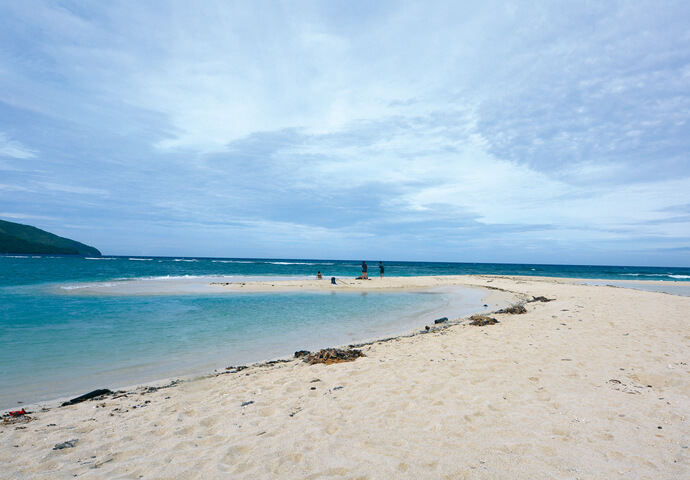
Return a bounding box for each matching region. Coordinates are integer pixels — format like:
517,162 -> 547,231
0,219 -> 101,256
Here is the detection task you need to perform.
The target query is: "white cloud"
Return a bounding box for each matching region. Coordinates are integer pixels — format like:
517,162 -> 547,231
0,212 -> 57,221
0,133 -> 37,159
38,182 -> 109,196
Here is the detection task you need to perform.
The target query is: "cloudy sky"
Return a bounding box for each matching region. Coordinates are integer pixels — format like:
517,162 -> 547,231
1,1 -> 689,266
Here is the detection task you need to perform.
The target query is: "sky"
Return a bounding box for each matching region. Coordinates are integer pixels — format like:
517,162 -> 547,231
1,1 -> 689,266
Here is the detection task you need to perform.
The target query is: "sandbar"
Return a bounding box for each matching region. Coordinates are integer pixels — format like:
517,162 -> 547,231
1,275 -> 688,479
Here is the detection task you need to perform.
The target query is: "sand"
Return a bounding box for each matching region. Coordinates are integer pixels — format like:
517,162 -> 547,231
1,275 -> 688,479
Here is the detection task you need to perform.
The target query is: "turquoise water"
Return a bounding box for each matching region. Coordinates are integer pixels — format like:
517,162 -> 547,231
2,255 -> 690,287
1,256 -> 688,410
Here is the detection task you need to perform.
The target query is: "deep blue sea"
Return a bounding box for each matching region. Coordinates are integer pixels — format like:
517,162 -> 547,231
1,255 -> 689,410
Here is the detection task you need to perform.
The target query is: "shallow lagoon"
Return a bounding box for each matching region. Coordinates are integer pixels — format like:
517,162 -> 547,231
1,275 -> 487,409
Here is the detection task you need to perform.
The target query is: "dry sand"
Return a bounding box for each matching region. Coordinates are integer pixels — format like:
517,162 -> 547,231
1,275 -> 688,479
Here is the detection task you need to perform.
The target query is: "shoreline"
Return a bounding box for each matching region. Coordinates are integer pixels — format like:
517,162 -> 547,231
1,278 -> 513,413
2,275 -> 688,479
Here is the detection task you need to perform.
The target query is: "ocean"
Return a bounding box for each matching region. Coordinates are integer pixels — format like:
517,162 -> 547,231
1,255 -> 689,410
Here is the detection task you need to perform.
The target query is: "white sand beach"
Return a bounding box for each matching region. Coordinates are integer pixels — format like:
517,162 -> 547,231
1,275 -> 688,479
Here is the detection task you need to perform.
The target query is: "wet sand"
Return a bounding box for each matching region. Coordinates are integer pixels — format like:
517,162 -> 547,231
1,275 -> 688,479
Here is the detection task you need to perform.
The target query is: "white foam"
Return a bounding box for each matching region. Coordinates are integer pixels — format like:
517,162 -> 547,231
621,273 -> 690,280
211,260 -> 254,264
268,261 -> 320,265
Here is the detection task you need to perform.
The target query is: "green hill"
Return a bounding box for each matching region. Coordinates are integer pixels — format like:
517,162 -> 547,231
0,219 -> 101,256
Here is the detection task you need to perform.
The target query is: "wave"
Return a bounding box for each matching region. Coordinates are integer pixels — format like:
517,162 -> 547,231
128,258 -> 153,261
267,261 -> 326,266
620,273 -> 690,280
173,259 -> 198,262
86,257 -> 118,260
139,275 -> 203,280
212,260 -> 254,264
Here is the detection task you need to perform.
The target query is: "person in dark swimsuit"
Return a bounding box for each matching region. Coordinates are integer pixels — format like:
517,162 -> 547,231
379,262 -> 384,278
361,261 -> 368,279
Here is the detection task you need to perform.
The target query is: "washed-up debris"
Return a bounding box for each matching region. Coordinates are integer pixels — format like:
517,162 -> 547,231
62,389 -> 113,407
2,409 -> 32,426
139,381 -> 181,394
606,378 -> 647,395
132,400 -> 151,409
53,439 -> 78,450
434,317 -> 448,324
469,314 -> 499,326
304,348 -> 365,365
241,400 -> 254,407
225,366 -> 248,373
497,304 -> 527,314
294,350 -> 310,358
528,296 -> 555,303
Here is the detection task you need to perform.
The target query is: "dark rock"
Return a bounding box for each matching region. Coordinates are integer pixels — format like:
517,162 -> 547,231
294,350 -> 310,358
241,401 -> 254,407
425,325 -> 430,331
61,389 -> 112,407
304,348 -> 365,365
434,317 -> 448,324
53,439 -> 78,450
469,315 -> 499,326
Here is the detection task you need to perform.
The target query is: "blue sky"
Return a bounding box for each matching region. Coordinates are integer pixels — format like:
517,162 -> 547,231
1,1 -> 689,266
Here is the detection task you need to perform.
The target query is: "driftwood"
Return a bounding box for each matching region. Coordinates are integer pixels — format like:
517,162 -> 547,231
61,389 -> 113,407
304,348 -> 365,365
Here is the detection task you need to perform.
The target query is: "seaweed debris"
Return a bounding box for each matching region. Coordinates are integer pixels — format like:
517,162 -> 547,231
304,348 -> 365,365
497,304 -> 527,314
469,314 -> 499,326
528,296 -> 555,303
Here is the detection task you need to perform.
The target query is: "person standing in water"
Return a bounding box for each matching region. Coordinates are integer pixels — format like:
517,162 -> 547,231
379,261 -> 384,278
361,261 -> 368,279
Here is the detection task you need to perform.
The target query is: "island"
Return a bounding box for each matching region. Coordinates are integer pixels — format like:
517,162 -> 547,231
0,219 -> 101,256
